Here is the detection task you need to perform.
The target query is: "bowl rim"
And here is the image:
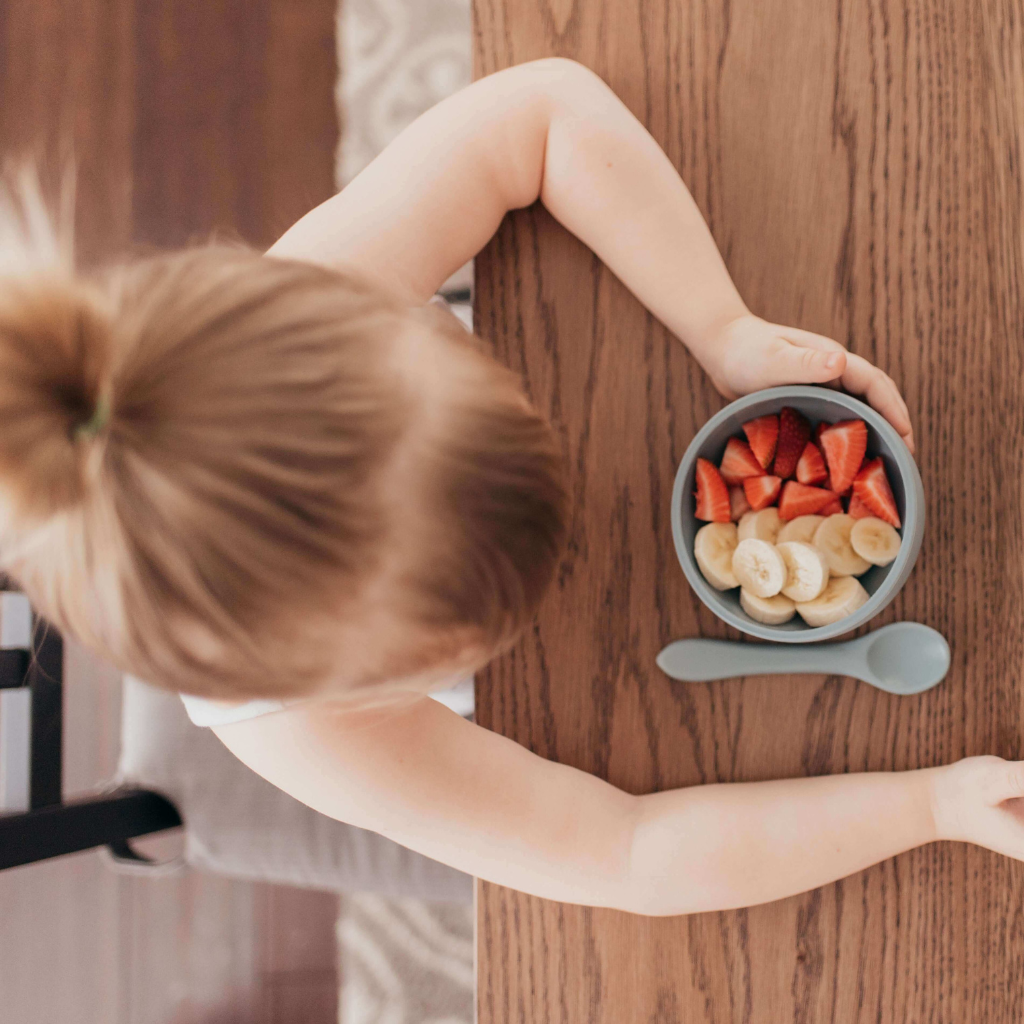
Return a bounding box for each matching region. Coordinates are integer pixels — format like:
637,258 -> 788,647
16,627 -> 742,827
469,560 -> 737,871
670,384 -> 924,643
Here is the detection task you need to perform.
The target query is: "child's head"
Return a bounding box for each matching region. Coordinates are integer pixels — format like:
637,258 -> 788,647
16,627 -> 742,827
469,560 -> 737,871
0,183 -> 567,700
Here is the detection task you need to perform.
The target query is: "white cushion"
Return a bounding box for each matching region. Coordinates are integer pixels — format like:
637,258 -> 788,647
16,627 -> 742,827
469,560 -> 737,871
116,675 -> 472,903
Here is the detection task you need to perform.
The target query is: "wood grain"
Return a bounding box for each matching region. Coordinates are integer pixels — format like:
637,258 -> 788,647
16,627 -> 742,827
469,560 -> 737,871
473,0 -> 1024,1020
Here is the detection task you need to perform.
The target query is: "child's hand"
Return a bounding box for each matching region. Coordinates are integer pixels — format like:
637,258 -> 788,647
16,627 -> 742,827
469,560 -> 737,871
700,314 -> 915,454
930,756 -> 1024,858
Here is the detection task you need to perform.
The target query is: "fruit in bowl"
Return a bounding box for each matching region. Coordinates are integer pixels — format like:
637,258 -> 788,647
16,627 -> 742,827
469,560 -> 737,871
671,385 -> 924,644
691,407 -> 904,628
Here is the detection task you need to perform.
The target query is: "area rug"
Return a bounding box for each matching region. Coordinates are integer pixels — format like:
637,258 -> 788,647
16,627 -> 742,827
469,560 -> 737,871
337,894 -> 474,1024
334,0 -> 474,1021
336,0 -> 473,298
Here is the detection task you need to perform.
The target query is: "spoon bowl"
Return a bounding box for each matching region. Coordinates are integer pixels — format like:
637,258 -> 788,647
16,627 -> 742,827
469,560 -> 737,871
656,622 -> 950,696
863,622 -> 951,695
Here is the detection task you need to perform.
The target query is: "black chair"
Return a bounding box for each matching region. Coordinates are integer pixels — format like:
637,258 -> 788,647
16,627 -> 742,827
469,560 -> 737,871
0,590 -> 181,871
0,587 -> 472,901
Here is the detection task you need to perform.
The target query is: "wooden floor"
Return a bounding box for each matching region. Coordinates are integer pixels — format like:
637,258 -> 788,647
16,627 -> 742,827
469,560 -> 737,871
0,3 -> 342,1022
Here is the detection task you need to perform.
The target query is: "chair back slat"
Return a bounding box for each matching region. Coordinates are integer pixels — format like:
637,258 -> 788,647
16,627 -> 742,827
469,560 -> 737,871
0,593 -> 35,813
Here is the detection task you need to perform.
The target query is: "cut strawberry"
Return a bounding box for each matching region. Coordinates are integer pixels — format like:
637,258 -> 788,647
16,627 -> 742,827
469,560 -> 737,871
847,493 -> 874,520
852,457 -> 901,527
742,414 -> 779,470
814,421 -> 830,447
795,441 -> 829,485
819,420 -> 868,496
743,474 -> 782,511
695,458 -> 731,522
824,473 -> 851,498
729,486 -> 752,522
778,481 -> 839,520
719,437 -> 765,486
821,496 -> 844,516
773,407 -> 811,479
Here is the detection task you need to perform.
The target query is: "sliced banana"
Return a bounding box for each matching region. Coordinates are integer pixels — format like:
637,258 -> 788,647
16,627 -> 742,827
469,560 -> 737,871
850,516 -> 902,566
694,522 -> 740,590
777,541 -> 830,602
796,576 -> 870,627
813,514 -> 872,577
731,538 -> 787,598
740,588 -> 796,625
776,514 -> 825,545
737,507 -> 782,543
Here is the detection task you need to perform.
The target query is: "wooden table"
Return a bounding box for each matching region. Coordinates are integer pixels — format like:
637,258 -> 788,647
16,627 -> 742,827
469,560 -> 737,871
473,1 -> 1024,1020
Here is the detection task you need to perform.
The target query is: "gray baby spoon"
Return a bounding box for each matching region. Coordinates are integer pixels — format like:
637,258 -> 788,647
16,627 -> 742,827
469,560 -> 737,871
656,622 -> 950,696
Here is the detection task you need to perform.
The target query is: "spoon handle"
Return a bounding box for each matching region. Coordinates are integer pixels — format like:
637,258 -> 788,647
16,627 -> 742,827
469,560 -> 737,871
656,637 -> 861,682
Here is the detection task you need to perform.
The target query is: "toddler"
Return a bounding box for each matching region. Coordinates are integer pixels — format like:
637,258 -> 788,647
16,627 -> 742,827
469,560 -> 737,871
1,58 -> 1022,914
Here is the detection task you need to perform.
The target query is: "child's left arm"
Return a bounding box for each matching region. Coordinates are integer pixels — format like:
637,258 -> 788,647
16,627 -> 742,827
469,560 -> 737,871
270,57 -> 913,450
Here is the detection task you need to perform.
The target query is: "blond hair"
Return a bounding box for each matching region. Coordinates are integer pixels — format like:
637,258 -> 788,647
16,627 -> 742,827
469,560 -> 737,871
0,173 -> 567,699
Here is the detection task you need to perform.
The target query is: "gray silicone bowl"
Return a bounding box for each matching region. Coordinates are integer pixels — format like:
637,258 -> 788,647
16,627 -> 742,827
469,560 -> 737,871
671,385 -> 924,643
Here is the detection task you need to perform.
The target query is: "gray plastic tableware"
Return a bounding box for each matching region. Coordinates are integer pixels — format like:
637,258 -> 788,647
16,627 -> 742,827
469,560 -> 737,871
671,385 -> 925,643
656,622 -> 950,696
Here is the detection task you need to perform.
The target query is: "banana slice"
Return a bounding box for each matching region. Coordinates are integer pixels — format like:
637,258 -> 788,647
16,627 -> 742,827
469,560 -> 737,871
777,541 -> 830,602
732,538 -> 786,598
694,522 -> 740,590
740,588 -> 796,625
850,516 -> 902,566
777,514 -> 825,545
737,507 -> 782,543
813,514 -> 872,577
796,576 -> 869,627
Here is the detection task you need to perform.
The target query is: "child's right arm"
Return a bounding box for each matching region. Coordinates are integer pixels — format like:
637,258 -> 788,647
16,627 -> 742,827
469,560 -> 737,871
268,57 -> 914,450
213,694 -> 1024,914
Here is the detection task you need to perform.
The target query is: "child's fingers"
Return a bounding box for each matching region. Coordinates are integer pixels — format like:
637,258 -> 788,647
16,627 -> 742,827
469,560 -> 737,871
839,354 -> 914,443
815,350 -> 915,453
777,328 -> 915,452
765,342 -> 847,386
777,326 -> 848,354
987,760 -> 1024,805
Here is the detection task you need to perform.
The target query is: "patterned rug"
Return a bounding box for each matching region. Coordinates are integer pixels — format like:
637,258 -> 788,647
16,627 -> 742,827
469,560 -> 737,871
334,1 -> 474,1021
337,894 -> 474,1024
336,0 -> 473,297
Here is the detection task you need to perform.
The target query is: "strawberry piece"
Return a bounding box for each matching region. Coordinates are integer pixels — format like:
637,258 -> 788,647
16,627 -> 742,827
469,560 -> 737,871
729,486 -> 752,522
795,441 -> 829,485
819,420 -> 868,496
742,414 -> 779,470
824,473 -> 851,498
773,407 -> 811,479
821,496 -> 844,516
852,457 -> 901,527
778,481 -> 839,520
719,437 -> 765,486
743,474 -> 782,511
814,421 -> 830,447
694,458 -> 731,522
847,493 -> 874,520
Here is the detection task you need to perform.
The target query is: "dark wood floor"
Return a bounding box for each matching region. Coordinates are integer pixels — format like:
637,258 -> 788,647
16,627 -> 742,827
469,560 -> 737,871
0,3 -> 341,1022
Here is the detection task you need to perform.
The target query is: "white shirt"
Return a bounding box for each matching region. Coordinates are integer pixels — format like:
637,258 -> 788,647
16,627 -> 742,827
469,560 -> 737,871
180,675 -> 476,727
